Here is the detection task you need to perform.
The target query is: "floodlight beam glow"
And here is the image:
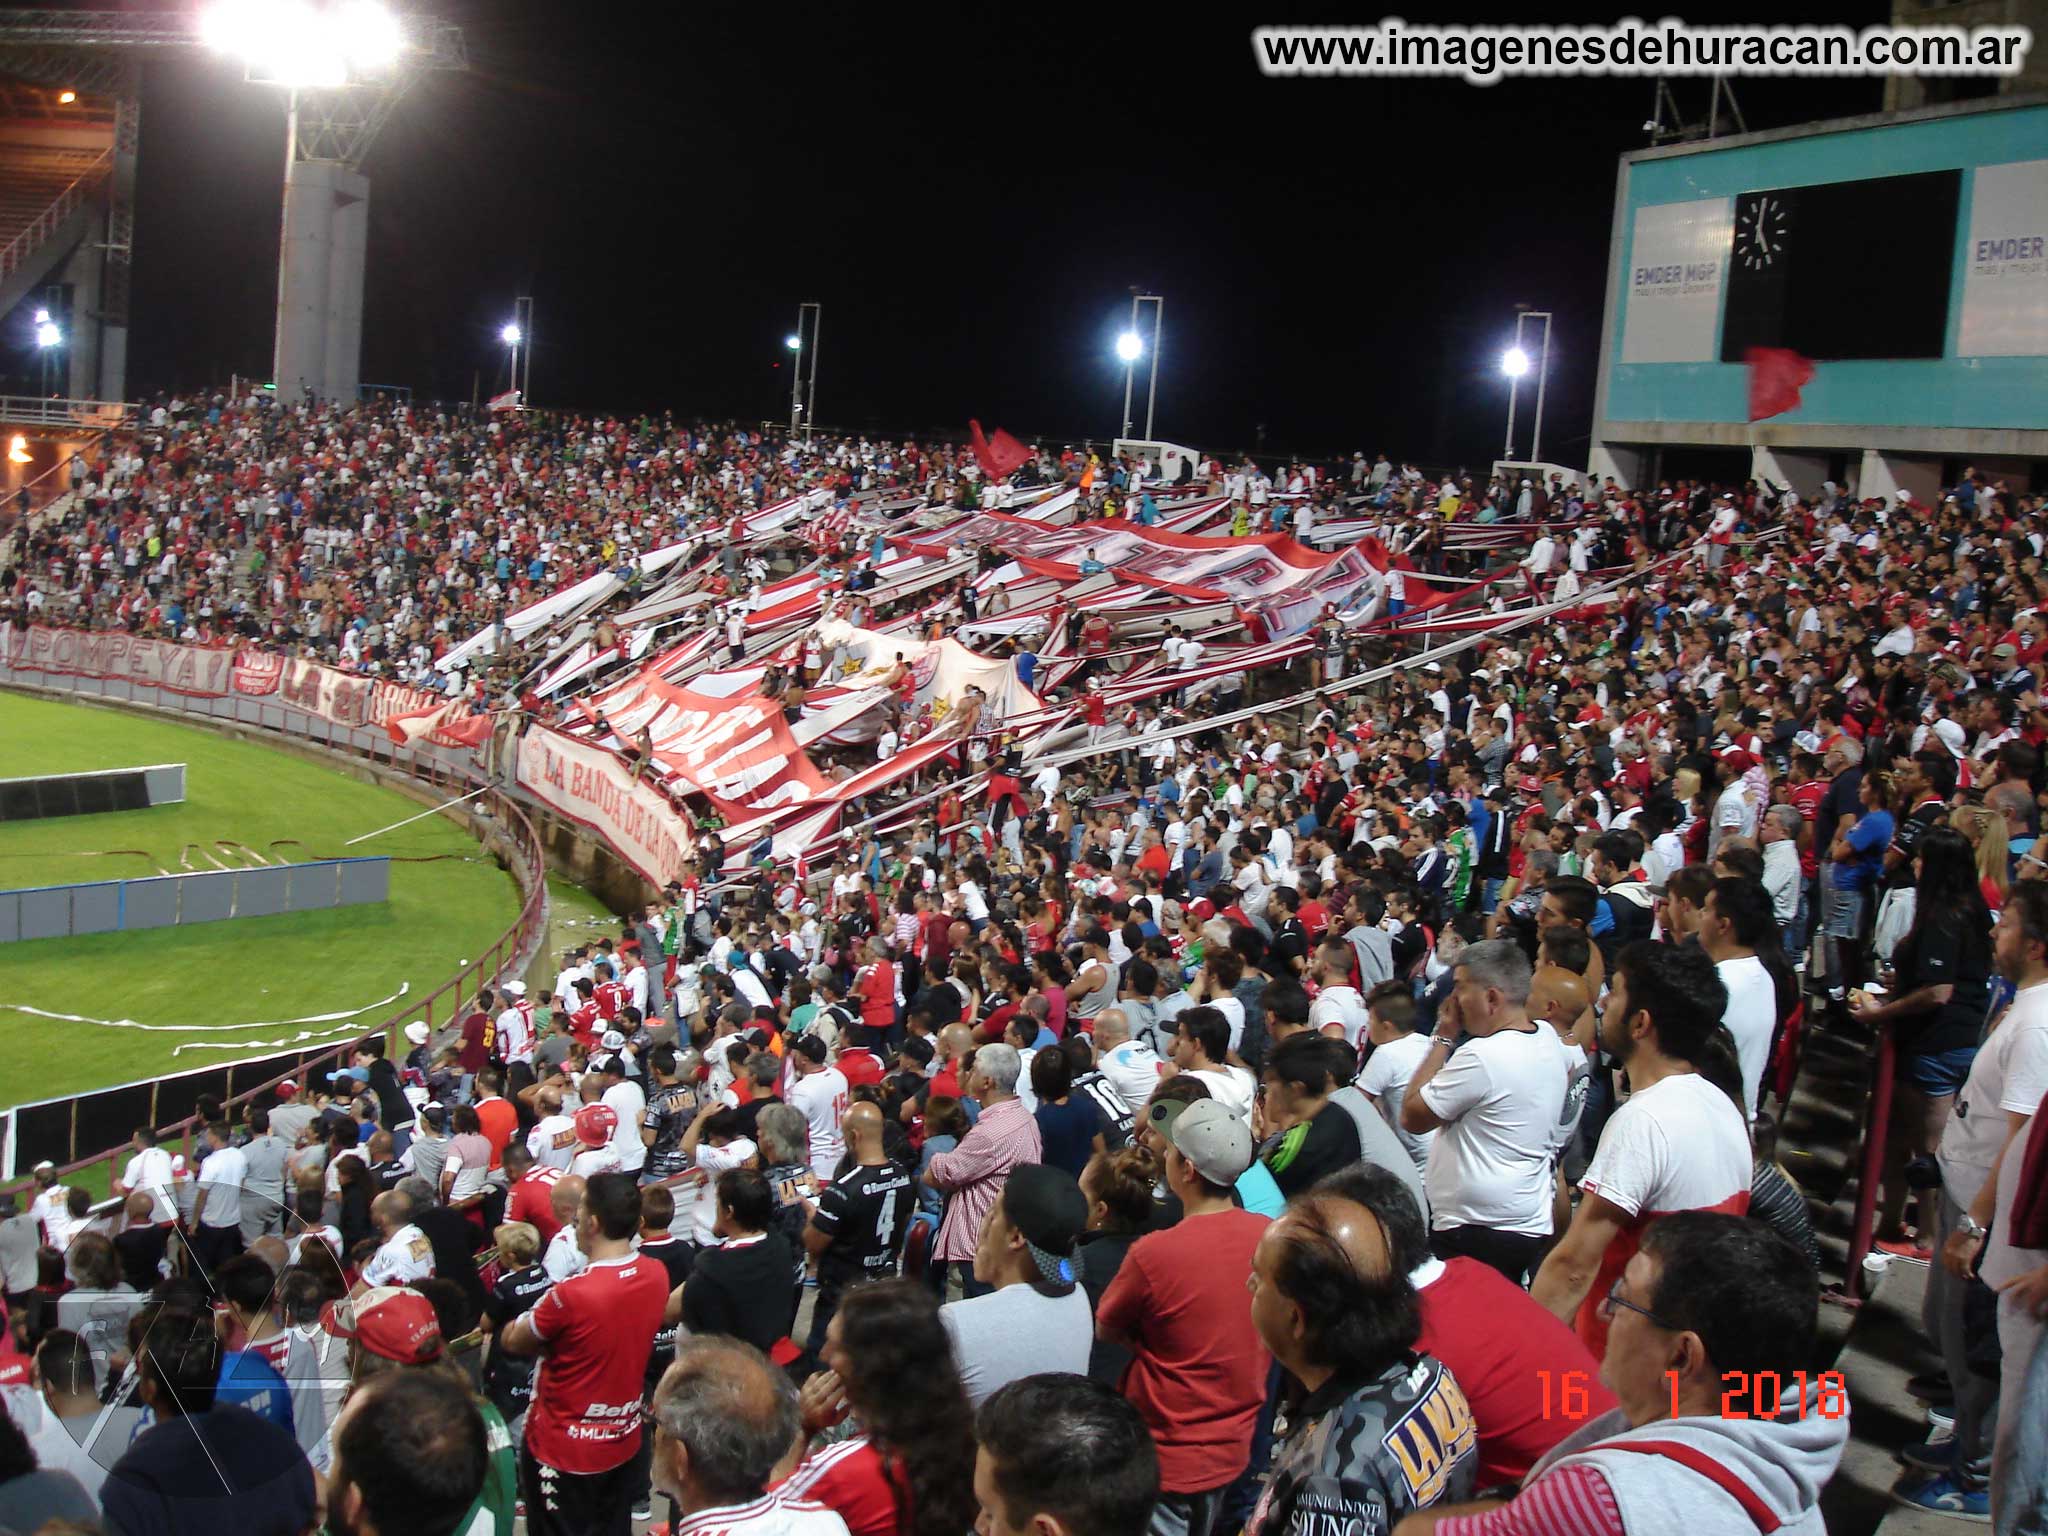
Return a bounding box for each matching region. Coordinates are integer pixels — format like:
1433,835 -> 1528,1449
200,0 -> 407,89
1115,331 -> 1143,363
1501,346 -> 1531,378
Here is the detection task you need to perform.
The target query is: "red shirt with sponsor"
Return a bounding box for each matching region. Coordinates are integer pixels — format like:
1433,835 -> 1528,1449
507,1165 -> 565,1244
569,1003 -> 603,1045
595,980 -> 628,1022
525,1251 -> 671,1473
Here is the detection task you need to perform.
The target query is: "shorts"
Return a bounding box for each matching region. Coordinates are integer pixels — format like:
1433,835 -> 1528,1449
1904,1044 -> 1977,1097
519,1443 -> 639,1536
1822,881 -> 1865,940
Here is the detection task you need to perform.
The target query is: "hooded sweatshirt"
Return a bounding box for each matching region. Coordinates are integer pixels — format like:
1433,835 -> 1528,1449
1462,1378 -> 1847,1536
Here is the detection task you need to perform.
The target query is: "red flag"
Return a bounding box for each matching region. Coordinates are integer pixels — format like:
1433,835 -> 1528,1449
1746,347 -> 1815,422
968,420 -> 1031,480
386,700 -> 492,749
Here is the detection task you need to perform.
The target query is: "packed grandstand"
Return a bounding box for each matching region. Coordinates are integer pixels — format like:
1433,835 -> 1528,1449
1,388 -> 2045,1536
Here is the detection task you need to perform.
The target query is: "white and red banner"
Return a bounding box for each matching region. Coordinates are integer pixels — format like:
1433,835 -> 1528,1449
385,699 -> 494,748
515,725 -> 696,888
584,671 -> 830,817
1,623 -> 235,696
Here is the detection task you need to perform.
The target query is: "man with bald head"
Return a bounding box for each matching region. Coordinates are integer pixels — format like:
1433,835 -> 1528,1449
801,1100 -> 915,1353
1092,1007 -> 1164,1112
356,1190 -> 434,1292
1246,1192 -> 1478,1536
931,1022 -> 976,1100
543,1173 -> 589,1282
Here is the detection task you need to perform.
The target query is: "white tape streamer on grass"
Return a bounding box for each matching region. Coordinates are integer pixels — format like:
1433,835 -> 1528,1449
2,983 -> 409,1051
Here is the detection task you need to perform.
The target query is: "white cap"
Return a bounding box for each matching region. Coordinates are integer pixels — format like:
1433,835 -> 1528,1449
503,980 -> 527,996
404,1021 -> 430,1046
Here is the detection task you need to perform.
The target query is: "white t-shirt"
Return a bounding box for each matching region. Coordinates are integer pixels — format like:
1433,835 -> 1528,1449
1716,954 -> 1777,1121
788,1066 -> 850,1182
1187,1064 -> 1257,1123
1711,780 -> 1756,851
1210,994 -> 1248,1054
528,1114 -> 578,1171
1358,1032 -> 1435,1172
1097,1040 -> 1163,1111
122,1146 -> 179,1223
1310,986 -> 1371,1050
1418,1026 -> 1569,1237
731,967 -> 774,1013
1939,981 -> 2048,1208
542,1226 -> 587,1282
362,1223 -> 436,1285
1580,1071 -> 1752,1223
196,1145 -> 247,1229
601,1080 -> 649,1173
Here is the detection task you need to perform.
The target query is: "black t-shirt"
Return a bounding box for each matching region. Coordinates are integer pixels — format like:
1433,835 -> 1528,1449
1892,912 -> 1992,1058
1888,801 -> 1947,890
114,1224 -> 172,1294
682,1232 -> 796,1352
643,1081 -> 703,1178
638,1235 -> 696,1391
103,1405 -> 317,1536
811,1161 -> 916,1287
732,1093 -> 784,1145
1262,1101 -> 1364,1198
481,1262 -> 552,1420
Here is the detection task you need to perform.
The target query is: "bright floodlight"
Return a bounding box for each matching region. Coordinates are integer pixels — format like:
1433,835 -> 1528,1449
34,321 -> 61,349
1501,346 -> 1531,378
1115,330 -> 1143,363
500,323 -> 522,346
201,0 -> 404,88
57,90 -> 76,104
785,334 -> 802,351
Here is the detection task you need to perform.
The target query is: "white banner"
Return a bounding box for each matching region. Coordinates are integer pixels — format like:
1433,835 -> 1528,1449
1958,159 -> 2048,357
1,623 -> 235,696
1620,196 -> 1731,364
515,726 -> 696,888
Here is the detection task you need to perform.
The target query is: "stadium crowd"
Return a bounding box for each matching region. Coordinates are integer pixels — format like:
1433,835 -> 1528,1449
2,395 -> 2048,1536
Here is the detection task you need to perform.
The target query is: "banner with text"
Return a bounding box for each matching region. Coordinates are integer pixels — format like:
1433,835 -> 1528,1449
1,623 -> 235,697
1958,159 -> 2048,357
515,725 -> 696,888
1621,196 -> 1731,365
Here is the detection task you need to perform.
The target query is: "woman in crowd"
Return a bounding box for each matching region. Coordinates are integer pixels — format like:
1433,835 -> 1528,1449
1853,825 -> 1992,1257
781,1280 -> 978,1536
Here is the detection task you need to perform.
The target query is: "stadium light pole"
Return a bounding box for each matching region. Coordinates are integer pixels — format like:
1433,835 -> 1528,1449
1116,328 -> 1142,440
1500,343 -> 1528,461
1500,308 -> 1553,465
33,307 -> 61,397
500,321 -> 522,401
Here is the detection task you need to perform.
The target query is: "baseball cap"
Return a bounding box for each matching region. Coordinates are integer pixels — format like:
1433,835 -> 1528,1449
322,1287 -> 443,1364
574,1103 -> 618,1146
32,1160 -> 54,1174
334,1066 -> 368,1084
588,1053 -> 624,1077
1170,1100 -> 1254,1185
419,1104 -> 448,1131
503,979 -> 527,996
1189,898 -> 1217,921
403,1021 -> 430,1046
1715,748 -> 1757,772
1000,1163 -> 1087,1288
599,1029 -> 627,1052
275,1080 -> 298,1099
1932,718 -> 1968,757
1994,642 -> 2019,662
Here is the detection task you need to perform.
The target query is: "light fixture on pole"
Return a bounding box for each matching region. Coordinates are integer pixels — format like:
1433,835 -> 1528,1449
499,295 -> 533,405
198,0 -> 466,402
787,302 -> 820,440
1114,292 -> 1165,443
1498,310 -> 1553,464
33,306 -> 61,396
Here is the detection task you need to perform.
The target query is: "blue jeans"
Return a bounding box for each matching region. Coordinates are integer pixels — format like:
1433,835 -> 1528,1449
1481,878 -> 1506,916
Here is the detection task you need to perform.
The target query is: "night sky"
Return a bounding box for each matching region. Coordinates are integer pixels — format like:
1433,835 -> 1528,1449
97,0 -> 1898,468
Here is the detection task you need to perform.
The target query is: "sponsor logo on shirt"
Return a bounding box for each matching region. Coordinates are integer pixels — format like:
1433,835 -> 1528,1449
1382,1366 -> 1478,1506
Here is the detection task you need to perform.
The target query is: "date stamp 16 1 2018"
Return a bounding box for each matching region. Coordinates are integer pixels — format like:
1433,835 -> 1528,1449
1537,1370 -> 1849,1422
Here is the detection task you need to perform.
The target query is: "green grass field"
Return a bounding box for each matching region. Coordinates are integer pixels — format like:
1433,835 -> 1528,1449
0,691 -> 535,1109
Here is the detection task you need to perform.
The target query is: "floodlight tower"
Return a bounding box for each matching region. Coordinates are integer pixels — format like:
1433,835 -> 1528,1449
199,1 -> 468,403
0,7 -> 466,405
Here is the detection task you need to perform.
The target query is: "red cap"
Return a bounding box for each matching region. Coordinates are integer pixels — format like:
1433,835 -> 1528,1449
322,1287 -> 442,1364
1189,898 -> 1217,921
574,1103 -> 618,1147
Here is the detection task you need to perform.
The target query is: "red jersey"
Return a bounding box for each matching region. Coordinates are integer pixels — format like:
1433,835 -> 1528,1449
507,1166 -> 565,1244
474,1096 -> 518,1169
594,980 -> 628,1022
569,1003 -> 602,1044
457,1011 -> 495,1072
524,1252 -> 672,1473
779,1437 -> 911,1536
836,1048 -> 885,1090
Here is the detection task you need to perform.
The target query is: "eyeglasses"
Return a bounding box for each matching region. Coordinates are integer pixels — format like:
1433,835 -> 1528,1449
1598,1278 -> 1679,1331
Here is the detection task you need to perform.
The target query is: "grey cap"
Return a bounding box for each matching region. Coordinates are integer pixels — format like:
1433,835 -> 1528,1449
1170,1099 -> 1254,1185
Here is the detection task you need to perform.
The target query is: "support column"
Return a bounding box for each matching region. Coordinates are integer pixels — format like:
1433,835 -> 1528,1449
1589,441 -> 1652,492
274,156 -> 336,400
1856,450 -> 1942,509
1751,446 -> 1832,503
321,171 -> 369,404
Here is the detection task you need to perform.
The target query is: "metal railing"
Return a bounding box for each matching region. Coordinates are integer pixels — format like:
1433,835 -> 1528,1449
0,395 -> 136,430
0,147 -> 111,287
0,663 -> 552,1196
